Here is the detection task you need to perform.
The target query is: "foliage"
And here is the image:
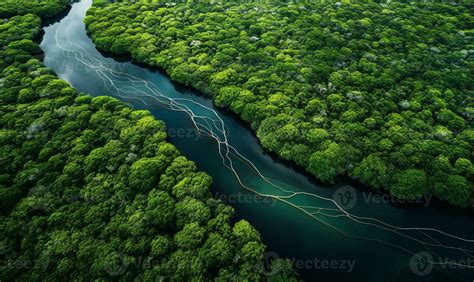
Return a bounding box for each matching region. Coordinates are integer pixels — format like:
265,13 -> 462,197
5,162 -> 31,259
0,0 -> 70,19
0,13 -> 297,281
86,1 -> 473,206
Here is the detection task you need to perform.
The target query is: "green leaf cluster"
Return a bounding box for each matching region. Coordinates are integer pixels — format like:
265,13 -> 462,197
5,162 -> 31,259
0,0 -> 70,19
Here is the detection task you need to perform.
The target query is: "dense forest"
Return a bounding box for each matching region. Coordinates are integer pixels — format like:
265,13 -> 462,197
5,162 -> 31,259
85,1 -> 473,207
0,2 -> 298,281
0,0 -> 70,19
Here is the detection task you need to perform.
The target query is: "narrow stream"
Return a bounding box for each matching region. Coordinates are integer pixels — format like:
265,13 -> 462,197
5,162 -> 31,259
40,1 -> 474,281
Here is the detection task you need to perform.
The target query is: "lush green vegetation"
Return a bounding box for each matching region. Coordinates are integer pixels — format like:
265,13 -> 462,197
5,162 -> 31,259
86,1 -> 473,207
0,0 -> 70,18
0,9 -> 298,282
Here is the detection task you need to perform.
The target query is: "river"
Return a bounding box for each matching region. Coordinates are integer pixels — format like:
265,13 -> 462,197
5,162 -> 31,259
39,1 -> 474,281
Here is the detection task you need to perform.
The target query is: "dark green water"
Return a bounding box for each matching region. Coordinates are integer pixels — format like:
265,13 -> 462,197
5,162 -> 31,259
39,1 -> 474,281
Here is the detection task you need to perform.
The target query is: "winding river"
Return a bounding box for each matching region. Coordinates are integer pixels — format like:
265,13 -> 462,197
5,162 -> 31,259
39,1 -> 474,281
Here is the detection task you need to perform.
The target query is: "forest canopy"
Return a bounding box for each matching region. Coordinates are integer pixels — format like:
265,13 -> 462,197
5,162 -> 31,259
0,7 -> 297,282
0,0 -> 70,19
86,1 -> 473,207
